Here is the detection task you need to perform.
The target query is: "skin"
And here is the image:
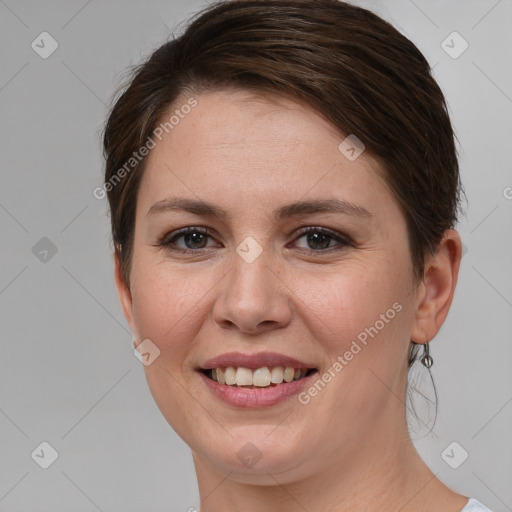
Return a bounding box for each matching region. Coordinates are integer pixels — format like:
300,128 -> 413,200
115,89 -> 466,511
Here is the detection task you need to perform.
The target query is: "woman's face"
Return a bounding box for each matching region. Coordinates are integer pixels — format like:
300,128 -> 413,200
117,89 -> 425,482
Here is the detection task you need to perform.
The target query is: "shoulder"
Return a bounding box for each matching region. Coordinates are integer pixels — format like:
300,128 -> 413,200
460,498 -> 494,511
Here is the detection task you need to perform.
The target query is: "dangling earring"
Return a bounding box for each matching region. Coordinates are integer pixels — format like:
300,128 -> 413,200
420,343 -> 433,368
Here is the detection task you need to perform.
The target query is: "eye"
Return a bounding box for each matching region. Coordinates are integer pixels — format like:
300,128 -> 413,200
159,227 -> 218,252
290,226 -> 353,252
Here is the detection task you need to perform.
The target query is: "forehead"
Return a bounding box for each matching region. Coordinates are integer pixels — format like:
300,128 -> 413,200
138,89 -> 393,219
166,89 -> 346,160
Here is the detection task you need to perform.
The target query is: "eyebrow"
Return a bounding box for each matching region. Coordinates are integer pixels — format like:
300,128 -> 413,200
147,197 -> 372,221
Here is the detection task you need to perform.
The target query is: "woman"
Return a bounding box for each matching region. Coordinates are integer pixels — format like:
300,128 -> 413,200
102,0 -> 493,510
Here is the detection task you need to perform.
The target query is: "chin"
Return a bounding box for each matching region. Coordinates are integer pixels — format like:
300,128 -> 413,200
205,433 -> 308,478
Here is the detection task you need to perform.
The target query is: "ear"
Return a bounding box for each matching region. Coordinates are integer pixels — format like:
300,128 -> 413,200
411,229 -> 462,344
114,251 -> 138,339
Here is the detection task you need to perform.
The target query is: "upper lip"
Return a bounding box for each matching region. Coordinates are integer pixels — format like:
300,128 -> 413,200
199,351 -> 316,370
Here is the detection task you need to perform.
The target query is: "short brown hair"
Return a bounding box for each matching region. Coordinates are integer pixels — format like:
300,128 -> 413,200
103,0 -> 463,320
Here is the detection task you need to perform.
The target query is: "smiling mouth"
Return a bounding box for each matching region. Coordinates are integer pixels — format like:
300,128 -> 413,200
200,366 -> 318,388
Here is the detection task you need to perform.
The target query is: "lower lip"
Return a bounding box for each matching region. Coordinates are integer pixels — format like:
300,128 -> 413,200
198,371 -> 315,408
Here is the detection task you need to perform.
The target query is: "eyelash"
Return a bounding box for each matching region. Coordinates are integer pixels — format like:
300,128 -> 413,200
157,226 -> 353,254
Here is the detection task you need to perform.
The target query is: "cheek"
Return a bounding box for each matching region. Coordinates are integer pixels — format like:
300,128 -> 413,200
129,260 -> 213,432
296,263 -> 409,354
129,258 -> 209,363
291,268 -> 412,425
291,261 -> 413,417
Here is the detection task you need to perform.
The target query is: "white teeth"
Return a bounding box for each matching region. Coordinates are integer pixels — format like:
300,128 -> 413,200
209,366 -> 311,387
224,366 -> 237,385
216,368 -> 225,384
235,367 -> 253,386
252,367 -> 271,387
271,366 -> 284,384
283,367 -> 295,382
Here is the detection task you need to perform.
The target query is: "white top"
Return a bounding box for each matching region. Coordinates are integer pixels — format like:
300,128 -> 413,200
461,498 -> 493,511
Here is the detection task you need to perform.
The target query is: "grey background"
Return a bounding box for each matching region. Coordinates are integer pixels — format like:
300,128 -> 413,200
1,0 -> 511,510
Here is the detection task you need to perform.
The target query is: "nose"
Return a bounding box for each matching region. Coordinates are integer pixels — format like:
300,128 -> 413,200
212,249 -> 293,335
